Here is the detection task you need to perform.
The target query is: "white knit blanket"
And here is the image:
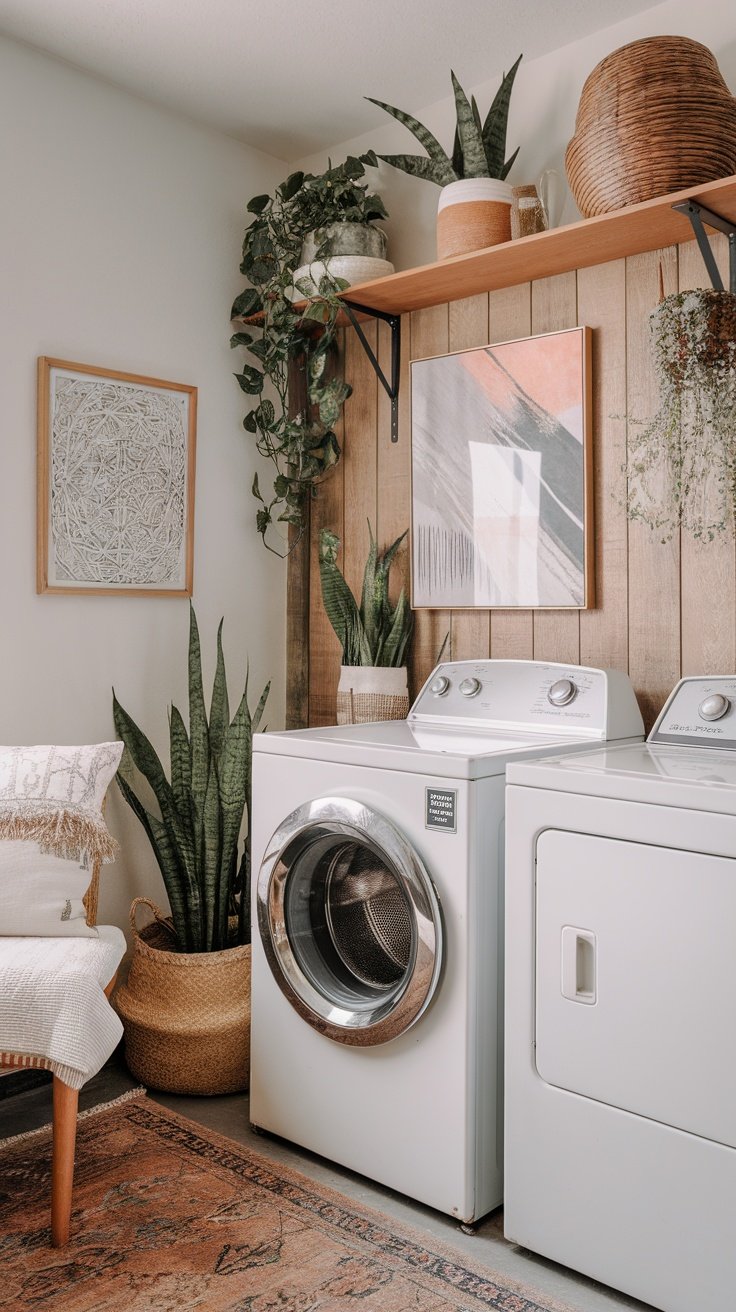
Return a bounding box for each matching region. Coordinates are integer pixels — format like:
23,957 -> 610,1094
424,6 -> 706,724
0,926 -> 125,1089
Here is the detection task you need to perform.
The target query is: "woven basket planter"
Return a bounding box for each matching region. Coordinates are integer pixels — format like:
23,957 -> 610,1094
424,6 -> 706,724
436,179 -> 513,259
336,665 -> 409,725
115,898 -> 251,1096
566,36 -> 736,218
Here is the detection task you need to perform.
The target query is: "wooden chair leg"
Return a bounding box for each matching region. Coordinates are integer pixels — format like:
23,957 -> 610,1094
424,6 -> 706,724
51,1077 -> 79,1247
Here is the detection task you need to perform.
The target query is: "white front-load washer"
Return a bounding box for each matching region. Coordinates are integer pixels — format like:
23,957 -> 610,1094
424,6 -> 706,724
250,659 -> 643,1224
504,675 -> 736,1312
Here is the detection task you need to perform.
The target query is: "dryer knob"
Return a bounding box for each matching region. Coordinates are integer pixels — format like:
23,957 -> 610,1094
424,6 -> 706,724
430,675 -> 450,696
459,677 -> 482,697
698,693 -> 731,721
548,678 -> 577,707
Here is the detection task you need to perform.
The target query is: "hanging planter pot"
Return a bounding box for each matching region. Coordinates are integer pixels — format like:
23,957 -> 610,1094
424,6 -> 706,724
626,289 -> 736,541
436,178 -> 513,259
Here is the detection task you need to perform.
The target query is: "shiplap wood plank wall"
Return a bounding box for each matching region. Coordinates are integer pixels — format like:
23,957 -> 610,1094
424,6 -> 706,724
289,235 -> 735,731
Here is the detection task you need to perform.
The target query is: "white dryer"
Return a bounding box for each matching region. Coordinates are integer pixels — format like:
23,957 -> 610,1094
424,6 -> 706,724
504,675 -> 736,1312
250,660 -> 643,1224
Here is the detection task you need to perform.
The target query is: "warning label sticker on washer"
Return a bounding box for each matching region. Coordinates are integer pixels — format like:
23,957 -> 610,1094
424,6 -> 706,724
425,787 -> 457,831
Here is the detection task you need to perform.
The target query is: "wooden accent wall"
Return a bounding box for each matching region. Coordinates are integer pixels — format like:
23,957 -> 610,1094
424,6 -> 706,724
288,236 -> 734,732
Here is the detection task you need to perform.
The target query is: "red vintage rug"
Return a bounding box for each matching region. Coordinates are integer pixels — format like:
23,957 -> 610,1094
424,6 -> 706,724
0,1092 -> 573,1311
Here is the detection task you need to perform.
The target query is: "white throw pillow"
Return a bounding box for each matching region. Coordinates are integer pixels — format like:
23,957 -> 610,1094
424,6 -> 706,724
0,841 -> 99,937
0,742 -> 123,867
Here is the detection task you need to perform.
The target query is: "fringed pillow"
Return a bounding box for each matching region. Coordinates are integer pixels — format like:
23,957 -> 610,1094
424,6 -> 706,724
0,742 -> 123,867
0,841 -> 100,937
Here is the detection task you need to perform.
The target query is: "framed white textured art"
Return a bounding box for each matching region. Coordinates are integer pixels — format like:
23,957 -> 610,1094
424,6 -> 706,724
37,358 -> 197,596
410,327 -> 594,610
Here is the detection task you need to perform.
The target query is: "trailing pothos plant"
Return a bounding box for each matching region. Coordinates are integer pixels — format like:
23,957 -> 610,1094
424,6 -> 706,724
231,154 -> 382,554
112,607 -> 269,952
319,524 -> 413,667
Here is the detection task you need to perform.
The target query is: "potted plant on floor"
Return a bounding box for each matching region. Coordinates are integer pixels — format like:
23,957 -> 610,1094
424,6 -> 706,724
319,524 -> 413,723
231,155 -> 390,554
366,59 -> 522,259
112,607 -> 269,1095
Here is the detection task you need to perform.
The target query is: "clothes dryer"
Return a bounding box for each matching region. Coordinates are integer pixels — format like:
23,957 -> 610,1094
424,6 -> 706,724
505,675 -> 736,1312
250,660 -> 642,1223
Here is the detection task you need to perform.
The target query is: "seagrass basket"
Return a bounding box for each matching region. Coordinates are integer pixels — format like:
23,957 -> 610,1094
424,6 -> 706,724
566,36 -> 736,218
115,898 -> 251,1096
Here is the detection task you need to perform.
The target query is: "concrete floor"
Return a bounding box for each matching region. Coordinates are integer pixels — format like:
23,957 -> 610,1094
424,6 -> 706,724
0,1052 -> 652,1312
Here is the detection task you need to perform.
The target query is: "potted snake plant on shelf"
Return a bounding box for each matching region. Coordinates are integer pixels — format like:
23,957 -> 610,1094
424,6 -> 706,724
319,524 -> 413,724
112,607 -> 269,1096
366,57 -> 522,259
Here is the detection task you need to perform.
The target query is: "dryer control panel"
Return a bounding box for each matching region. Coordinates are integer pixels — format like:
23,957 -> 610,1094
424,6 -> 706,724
650,676 -> 736,749
410,660 -> 644,740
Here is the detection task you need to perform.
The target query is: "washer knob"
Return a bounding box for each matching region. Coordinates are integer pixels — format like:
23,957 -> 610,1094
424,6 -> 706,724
698,693 -> 731,721
548,678 -> 577,707
459,677 -> 482,698
430,675 -> 450,697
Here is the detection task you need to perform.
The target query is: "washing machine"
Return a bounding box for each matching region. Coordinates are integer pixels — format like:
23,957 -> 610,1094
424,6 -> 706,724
504,675 -> 736,1312
249,659 -> 643,1224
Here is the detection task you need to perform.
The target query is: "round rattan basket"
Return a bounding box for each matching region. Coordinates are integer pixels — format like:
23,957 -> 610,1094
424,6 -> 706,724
115,898 -> 251,1096
566,36 -> 736,218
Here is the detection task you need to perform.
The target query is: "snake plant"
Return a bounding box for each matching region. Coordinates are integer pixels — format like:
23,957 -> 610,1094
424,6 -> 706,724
366,58 -> 522,185
319,525 -> 413,667
112,607 -> 269,952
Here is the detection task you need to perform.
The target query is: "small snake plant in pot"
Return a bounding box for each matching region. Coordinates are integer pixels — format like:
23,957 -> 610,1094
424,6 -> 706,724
112,607 -> 269,1096
366,58 -> 522,259
319,524 -> 413,724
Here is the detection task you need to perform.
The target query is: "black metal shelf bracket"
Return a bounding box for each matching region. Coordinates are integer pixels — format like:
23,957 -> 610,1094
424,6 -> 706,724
341,299 -> 401,442
672,200 -> 736,294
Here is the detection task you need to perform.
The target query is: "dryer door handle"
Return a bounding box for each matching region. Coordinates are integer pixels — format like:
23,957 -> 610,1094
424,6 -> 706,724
560,926 -> 597,1004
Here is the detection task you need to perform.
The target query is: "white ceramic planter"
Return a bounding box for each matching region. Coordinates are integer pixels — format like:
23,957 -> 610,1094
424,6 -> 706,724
436,177 -> 513,259
336,665 -> 409,725
290,254 -> 394,298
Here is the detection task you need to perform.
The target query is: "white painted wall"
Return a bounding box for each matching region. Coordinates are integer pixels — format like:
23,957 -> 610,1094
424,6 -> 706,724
0,36 -> 287,935
294,0 -> 736,270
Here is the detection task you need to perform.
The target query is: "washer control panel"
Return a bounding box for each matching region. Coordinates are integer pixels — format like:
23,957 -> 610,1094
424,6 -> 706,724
650,676 -> 736,749
409,661 -> 641,738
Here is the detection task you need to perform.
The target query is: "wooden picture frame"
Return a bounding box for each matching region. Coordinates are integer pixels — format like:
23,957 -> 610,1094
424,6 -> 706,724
410,326 -> 594,610
37,357 -> 197,597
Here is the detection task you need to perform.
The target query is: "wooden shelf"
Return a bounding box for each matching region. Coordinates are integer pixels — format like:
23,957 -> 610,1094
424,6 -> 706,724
332,174 -> 736,315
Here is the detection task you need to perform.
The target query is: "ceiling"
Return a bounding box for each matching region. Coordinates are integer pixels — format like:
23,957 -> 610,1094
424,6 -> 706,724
0,0 -> 662,160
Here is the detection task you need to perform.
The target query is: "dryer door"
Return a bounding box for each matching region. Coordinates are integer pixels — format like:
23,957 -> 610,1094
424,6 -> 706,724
257,797 -> 443,1045
535,829 -> 736,1147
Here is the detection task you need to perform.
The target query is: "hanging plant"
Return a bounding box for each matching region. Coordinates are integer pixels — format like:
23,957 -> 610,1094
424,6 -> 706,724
231,155 -> 383,556
626,289 -> 736,542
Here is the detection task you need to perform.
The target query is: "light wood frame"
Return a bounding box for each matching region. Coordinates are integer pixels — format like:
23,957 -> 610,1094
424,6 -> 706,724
37,357 -> 197,597
409,326 -> 594,611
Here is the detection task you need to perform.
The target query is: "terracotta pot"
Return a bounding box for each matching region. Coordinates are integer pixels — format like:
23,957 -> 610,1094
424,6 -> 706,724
336,666 -> 409,725
115,898 -> 251,1096
436,178 -> 513,259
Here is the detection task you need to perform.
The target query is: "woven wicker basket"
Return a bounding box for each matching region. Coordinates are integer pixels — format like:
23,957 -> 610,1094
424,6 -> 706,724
336,665 -> 410,725
436,179 -> 513,259
566,36 -> 736,218
115,898 -> 251,1096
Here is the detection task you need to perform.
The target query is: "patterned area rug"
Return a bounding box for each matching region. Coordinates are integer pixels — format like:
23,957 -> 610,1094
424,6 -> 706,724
0,1093 -> 573,1312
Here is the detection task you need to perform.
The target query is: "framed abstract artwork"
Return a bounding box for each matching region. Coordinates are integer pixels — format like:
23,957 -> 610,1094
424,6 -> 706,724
410,326 -> 593,610
37,358 -> 197,596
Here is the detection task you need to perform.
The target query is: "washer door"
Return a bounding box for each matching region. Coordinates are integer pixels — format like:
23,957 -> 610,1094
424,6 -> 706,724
257,796 -> 443,1045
